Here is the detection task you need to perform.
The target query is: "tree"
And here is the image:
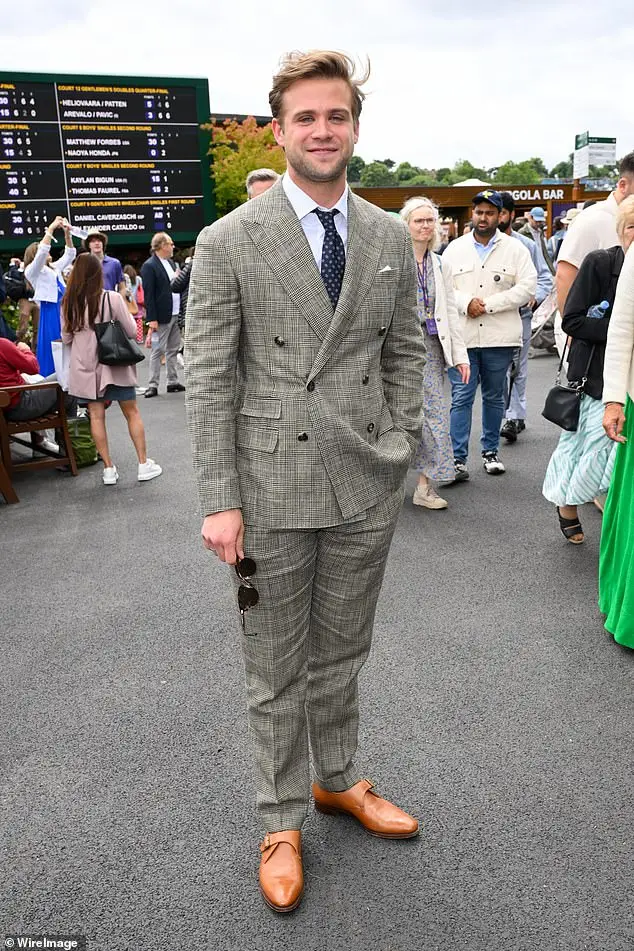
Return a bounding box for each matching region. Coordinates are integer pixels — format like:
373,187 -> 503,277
202,116 -> 286,216
347,155 -> 366,182
550,155 -> 573,178
359,161 -> 394,186
528,156 -> 548,177
451,159 -> 489,183
380,159 -> 396,169
493,160 -> 542,185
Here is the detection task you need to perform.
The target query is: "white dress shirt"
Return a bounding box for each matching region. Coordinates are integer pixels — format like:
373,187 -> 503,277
159,256 -> 180,316
282,172 -> 348,270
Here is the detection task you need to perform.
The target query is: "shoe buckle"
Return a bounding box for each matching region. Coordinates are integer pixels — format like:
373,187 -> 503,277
259,834 -> 272,853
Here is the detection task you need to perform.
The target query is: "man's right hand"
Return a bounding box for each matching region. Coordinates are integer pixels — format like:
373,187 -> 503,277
202,509 -> 245,564
467,298 -> 486,318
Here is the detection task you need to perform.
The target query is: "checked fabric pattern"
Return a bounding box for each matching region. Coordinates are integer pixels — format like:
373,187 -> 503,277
185,179 -> 426,527
314,208 -> 345,309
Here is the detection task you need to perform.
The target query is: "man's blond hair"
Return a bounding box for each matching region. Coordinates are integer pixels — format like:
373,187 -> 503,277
269,50 -> 370,123
151,232 -> 171,252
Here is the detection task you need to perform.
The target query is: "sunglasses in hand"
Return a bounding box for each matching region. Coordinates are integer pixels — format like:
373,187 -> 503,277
235,556 -> 259,634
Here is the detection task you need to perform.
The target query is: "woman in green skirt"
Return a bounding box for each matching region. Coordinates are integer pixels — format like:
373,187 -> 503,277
600,205 -> 634,648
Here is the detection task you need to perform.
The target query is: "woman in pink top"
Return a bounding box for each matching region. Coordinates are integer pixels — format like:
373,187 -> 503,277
61,253 -> 162,486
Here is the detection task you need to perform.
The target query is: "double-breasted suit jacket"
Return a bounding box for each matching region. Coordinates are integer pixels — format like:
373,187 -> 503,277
185,179 -> 426,529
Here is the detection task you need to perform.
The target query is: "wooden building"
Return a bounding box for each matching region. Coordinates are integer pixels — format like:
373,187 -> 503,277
352,183 -> 610,236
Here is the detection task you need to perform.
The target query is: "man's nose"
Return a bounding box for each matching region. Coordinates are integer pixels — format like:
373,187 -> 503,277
310,118 -> 332,137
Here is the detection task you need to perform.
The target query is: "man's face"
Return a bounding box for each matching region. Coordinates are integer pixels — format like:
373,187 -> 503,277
88,237 -> 104,255
498,208 -> 514,233
529,215 -> 544,231
472,202 -> 500,238
158,237 -> 174,259
272,77 -> 358,188
249,178 -> 276,199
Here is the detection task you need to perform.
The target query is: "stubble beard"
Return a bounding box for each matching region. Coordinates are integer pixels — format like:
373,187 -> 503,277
289,148 -> 351,185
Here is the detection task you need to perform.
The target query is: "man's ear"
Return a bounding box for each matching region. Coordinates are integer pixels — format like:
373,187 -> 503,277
272,118 -> 284,148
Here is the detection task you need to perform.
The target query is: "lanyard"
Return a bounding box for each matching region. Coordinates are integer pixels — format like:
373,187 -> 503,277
416,252 -> 432,316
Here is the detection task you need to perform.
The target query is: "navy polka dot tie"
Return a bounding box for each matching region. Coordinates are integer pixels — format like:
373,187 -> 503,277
314,208 -> 345,309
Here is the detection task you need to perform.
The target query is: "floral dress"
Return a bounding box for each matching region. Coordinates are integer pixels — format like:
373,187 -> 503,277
411,253 -> 455,482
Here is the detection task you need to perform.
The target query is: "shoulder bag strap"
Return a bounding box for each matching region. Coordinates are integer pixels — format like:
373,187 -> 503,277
105,290 -> 116,322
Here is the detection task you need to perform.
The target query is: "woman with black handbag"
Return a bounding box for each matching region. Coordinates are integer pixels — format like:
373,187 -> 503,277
542,197 -> 634,543
61,253 -> 162,486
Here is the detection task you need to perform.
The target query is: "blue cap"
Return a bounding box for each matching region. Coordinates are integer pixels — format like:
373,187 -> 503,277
530,206 -> 546,221
472,190 -> 503,211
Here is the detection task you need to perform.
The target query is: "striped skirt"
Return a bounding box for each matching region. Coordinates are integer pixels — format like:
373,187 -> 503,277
542,393 -> 617,506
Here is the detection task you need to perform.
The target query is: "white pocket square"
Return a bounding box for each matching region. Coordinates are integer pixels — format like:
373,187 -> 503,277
379,265 -> 393,272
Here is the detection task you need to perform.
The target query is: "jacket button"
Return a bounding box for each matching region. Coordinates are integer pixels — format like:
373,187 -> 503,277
306,380 -> 315,392
362,375 -> 369,385
378,326 -> 387,336
274,335 -> 285,347
297,432 -> 309,441
367,422 -> 375,433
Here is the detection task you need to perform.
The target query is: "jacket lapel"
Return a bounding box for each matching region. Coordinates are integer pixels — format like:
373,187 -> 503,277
242,182 -> 334,341
309,191 -> 384,379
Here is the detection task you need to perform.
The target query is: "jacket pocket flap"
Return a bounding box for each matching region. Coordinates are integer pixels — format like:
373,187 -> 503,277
378,403 -> 395,435
236,425 -> 278,453
239,397 -> 282,419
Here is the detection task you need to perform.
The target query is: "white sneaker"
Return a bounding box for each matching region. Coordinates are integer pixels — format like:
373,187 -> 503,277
482,452 -> 505,475
138,458 -> 162,482
103,465 -> 119,485
176,352 -> 185,368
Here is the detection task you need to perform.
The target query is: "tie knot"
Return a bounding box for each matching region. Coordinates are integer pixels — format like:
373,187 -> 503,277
314,208 -> 339,231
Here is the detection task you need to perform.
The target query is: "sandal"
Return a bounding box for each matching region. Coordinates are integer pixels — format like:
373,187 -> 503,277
556,506 -> 585,545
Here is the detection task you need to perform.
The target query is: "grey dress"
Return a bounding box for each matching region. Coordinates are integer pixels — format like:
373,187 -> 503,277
411,254 -> 455,482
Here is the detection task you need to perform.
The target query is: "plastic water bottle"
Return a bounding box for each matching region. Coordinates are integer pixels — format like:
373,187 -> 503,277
151,331 -> 159,347
587,300 -> 610,319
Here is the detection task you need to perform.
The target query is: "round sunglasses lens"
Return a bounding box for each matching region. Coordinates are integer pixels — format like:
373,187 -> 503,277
238,557 -> 257,578
238,586 -> 259,610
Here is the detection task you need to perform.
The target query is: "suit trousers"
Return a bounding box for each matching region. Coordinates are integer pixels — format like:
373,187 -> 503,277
148,315 -> 181,388
234,486 -> 404,832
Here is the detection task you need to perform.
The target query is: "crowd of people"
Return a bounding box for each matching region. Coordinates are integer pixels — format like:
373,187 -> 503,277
2,47 -> 634,914
0,219 -> 200,484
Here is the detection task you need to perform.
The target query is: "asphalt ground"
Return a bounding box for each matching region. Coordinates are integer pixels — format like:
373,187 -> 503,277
2,354 -> 633,951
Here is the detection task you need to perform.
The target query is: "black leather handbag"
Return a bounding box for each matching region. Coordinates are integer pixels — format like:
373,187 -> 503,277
542,340 -> 594,432
95,292 -> 145,366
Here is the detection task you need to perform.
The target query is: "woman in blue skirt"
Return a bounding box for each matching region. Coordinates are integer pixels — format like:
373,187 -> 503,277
542,197 -> 634,542
24,215 -> 76,377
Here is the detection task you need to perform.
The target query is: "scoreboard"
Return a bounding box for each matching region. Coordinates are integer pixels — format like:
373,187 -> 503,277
0,72 -> 213,251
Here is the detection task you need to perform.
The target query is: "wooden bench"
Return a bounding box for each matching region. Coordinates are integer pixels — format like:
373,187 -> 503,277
0,382 -> 78,504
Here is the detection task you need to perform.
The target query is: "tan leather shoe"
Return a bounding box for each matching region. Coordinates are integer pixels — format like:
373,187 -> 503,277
312,779 -> 419,839
258,830 -> 303,913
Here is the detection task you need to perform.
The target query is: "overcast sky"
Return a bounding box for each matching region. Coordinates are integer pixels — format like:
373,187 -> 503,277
3,0 -> 633,171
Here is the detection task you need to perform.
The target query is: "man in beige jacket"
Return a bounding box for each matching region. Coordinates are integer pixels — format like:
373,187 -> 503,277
442,190 -> 536,478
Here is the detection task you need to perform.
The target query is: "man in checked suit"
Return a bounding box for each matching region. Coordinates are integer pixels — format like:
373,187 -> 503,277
185,51 -> 426,913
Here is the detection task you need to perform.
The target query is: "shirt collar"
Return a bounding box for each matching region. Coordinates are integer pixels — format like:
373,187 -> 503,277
472,230 -> 501,253
282,172 -> 348,222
